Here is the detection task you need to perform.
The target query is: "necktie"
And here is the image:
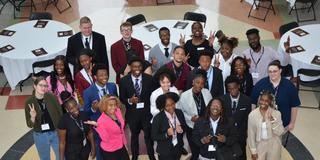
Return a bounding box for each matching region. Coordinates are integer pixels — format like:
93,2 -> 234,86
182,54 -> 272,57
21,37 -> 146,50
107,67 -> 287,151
85,38 -> 90,49
205,80 -> 209,89
134,78 -> 140,97
102,88 -> 107,96
232,101 -> 237,114
164,48 -> 169,58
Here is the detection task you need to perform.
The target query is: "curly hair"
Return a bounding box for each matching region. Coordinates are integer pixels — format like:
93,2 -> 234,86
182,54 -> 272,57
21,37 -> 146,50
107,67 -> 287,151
204,97 -> 228,124
50,55 -> 74,93
230,56 -> 250,76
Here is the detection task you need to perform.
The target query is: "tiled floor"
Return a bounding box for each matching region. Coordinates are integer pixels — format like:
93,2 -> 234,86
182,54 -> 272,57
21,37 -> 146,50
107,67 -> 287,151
0,0 -> 320,159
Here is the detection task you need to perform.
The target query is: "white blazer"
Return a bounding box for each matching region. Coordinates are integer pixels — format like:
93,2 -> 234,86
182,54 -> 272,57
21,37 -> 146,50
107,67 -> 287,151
177,88 -> 212,128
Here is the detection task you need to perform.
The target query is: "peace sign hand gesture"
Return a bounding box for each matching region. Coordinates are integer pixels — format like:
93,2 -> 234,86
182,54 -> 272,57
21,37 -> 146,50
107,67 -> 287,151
208,31 -> 216,47
28,104 -> 37,123
179,34 -> 186,47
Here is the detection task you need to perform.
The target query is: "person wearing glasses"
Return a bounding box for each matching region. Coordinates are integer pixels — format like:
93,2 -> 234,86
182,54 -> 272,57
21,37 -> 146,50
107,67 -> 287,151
25,76 -> 63,160
248,90 -> 285,160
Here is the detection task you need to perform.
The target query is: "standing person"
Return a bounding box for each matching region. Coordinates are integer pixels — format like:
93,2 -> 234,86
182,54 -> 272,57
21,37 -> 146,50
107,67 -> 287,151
179,22 -> 216,68
111,22 -> 152,84
242,28 -> 280,85
163,46 -> 191,92
25,77 -> 63,160
150,68 -> 179,119
119,57 -> 156,160
66,16 -> 109,73
177,69 -> 212,160
186,50 -> 224,98
83,63 -> 118,160
220,76 -> 251,160
151,92 -> 187,160
192,98 -> 241,160
212,37 -> 239,82
149,27 -> 179,73
248,90 -> 285,160
85,95 -> 130,160
46,55 -> 74,106
58,91 -> 96,160
74,49 -> 95,106
251,60 -> 300,132
230,56 -> 253,96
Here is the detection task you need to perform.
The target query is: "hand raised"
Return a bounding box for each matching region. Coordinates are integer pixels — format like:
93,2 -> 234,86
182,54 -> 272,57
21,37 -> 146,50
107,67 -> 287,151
179,34 -> 186,46
244,55 -> 251,66
28,103 -> 37,118
284,36 -> 291,53
208,30 -> 216,47
214,54 -> 220,68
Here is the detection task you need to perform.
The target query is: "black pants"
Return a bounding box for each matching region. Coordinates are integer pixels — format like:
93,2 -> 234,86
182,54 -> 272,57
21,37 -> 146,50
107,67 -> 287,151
158,145 -> 182,160
128,115 -> 155,160
101,146 -> 129,160
65,142 -> 91,160
186,126 -> 200,160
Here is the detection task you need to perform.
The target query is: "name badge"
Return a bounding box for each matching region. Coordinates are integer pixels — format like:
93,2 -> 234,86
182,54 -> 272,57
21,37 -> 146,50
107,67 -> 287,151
197,47 -> 205,51
208,145 -> 216,151
83,138 -> 87,146
252,72 -> 259,79
136,102 -> 144,109
41,123 -> 50,131
172,138 -> 178,146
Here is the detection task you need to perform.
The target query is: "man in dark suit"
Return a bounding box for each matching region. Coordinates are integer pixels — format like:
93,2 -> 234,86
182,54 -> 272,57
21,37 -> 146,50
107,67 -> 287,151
66,16 -> 109,73
111,22 -> 146,84
119,57 -> 156,160
83,63 -> 117,160
186,49 -> 224,98
220,75 -> 251,160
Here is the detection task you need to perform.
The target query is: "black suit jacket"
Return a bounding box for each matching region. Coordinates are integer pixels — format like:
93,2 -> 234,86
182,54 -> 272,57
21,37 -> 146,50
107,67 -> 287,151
220,93 -> 251,144
192,117 -> 241,159
151,109 -> 187,155
186,67 -> 224,98
66,31 -> 109,73
119,73 -> 154,122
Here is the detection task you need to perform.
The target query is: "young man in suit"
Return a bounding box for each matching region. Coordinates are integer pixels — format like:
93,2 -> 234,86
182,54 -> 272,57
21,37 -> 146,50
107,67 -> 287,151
66,16 -> 109,73
83,63 -> 117,160
220,75 -> 252,160
186,49 -> 224,98
111,22 -> 152,84
149,27 -> 179,73
119,57 -> 156,160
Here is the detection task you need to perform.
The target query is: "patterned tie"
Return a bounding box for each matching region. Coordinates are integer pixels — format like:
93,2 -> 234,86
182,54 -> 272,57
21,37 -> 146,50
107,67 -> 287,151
134,78 -> 141,97
85,38 -> 90,49
232,101 -> 237,114
164,48 -> 169,58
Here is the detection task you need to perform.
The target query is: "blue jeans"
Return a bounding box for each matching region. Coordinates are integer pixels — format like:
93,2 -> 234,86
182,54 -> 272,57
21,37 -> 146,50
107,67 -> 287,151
33,130 -> 59,160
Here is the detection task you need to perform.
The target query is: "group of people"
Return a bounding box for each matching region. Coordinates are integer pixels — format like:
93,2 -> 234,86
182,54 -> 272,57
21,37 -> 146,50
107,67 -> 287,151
24,16 -> 301,160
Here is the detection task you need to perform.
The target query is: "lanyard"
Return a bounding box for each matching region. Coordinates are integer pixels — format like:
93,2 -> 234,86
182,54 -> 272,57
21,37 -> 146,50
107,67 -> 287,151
70,114 -> 85,132
250,47 -> 264,70
172,63 -> 183,78
85,70 -> 94,85
168,114 -> 177,136
193,93 -> 202,115
38,101 -> 47,124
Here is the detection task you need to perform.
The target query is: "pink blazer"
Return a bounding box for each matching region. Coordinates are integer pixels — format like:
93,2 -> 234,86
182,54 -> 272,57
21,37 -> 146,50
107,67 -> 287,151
95,108 -> 127,152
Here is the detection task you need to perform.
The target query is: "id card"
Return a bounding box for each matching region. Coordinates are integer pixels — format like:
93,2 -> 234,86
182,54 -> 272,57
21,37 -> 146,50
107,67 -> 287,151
197,47 -> 205,51
41,123 -> 50,131
172,138 -> 178,146
208,145 -> 216,151
83,138 -> 87,146
136,102 -> 144,109
252,72 -> 259,79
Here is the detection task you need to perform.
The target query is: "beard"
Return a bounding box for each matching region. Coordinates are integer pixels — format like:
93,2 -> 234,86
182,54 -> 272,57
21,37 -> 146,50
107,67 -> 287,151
250,42 -> 261,51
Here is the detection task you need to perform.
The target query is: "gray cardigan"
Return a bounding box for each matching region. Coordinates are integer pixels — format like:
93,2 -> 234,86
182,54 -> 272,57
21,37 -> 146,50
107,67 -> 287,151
148,42 -> 178,72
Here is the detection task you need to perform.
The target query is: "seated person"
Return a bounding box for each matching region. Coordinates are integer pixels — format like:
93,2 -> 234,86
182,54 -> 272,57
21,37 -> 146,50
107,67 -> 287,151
149,27 -> 178,73
111,21 -> 151,84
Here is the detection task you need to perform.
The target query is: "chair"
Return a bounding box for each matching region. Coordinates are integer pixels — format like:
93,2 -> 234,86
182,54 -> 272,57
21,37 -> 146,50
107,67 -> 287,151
296,68 -> 320,109
126,14 -> 147,25
281,64 -> 294,79
13,0 -> 36,19
156,0 -> 174,5
279,21 -> 299,37
183,12 -> 207,27
29,12 -> 53,20
248,0 -> 276,21
289,0 -> 316,22
45,0 -> 71,14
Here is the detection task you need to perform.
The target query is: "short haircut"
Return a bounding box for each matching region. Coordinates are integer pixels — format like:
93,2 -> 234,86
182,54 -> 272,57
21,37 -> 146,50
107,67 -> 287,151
268,60 -> 282,69
92,63 -> 109,76
156,92 -> 180,110
159,27 -> 170,35
128,57 -> 143,65
193,69 -> 207,81
225,75 -> 240,86
78,48 -> 93,59
199,49 -> 213,59
246,28 -> 259,36
80,16 -> 91,25
120,22 -> 132,31
173,46 -> 186,55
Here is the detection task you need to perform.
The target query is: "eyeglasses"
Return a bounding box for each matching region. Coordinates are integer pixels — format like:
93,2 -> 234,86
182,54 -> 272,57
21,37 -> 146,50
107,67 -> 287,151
268,70 -> 279,73
38,84 -> 48,88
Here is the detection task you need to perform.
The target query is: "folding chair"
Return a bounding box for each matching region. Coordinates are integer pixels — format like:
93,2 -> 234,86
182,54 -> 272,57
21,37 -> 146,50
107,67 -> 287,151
279,21 -> 299,37
13,0 -> 36,19
289,0 -> 316,22
248,0 -> 276,21
183,12 -> 207,27
29,12 -> 53,20
126,14 -> 147,25
45,0 -> 71,14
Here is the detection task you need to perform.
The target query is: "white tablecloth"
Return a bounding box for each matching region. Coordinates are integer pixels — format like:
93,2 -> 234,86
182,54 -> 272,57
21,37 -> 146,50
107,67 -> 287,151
245,0 -> 295,8
132,20 -> 216,60
277,24 -> 320,80
0,20 -> 72,90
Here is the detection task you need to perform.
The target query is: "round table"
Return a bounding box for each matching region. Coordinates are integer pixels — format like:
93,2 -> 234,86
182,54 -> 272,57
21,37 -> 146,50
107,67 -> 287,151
132,19 -> 217,60
278,24 -> 320,80
0,20 -> 73,90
